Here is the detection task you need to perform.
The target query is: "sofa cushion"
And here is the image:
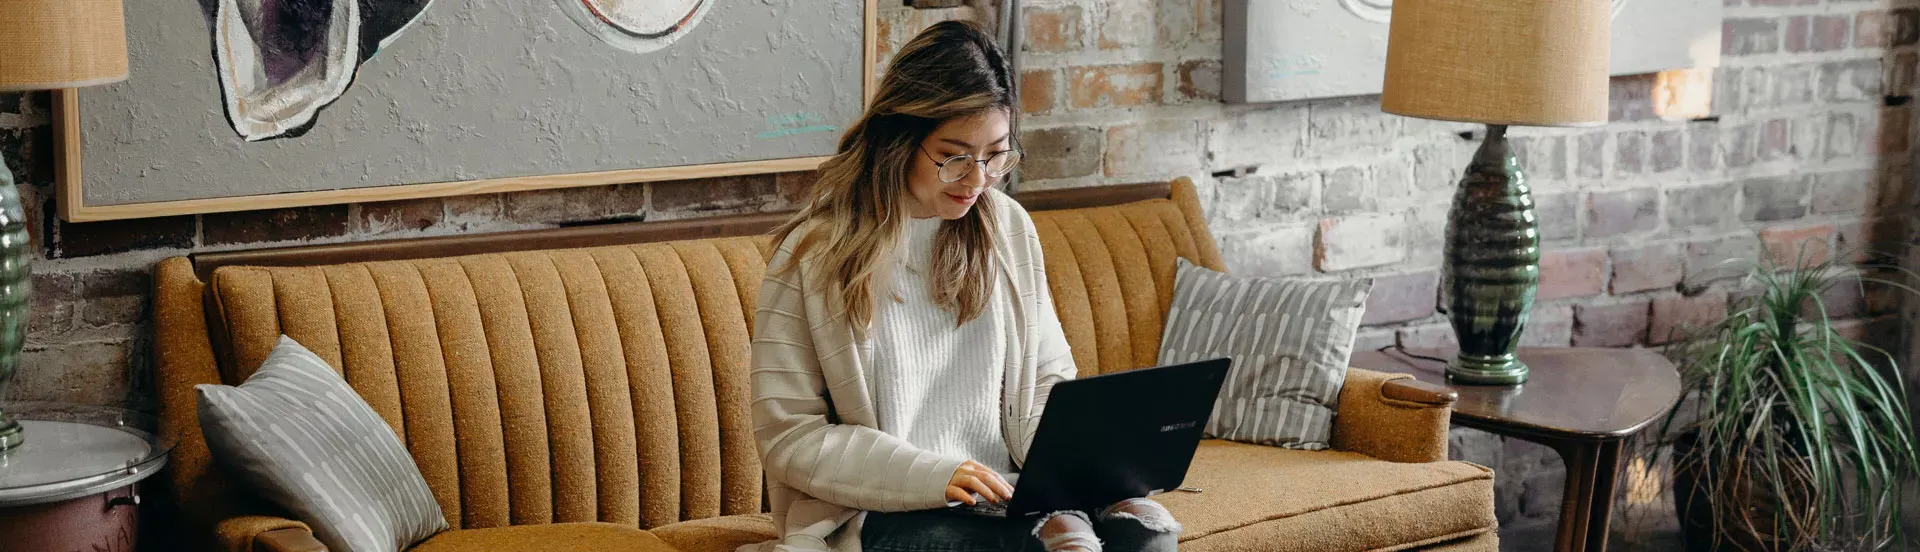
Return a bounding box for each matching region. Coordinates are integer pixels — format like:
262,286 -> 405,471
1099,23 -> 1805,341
1158,440 -> 1496,552
409,522 -> 674,552
651,513 -> 780,552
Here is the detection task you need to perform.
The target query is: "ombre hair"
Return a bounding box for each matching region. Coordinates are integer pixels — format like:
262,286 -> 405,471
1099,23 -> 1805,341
770,20 -> 1016,330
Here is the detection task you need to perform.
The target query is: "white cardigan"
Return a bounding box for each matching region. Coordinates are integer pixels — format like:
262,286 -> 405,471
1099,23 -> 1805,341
741,189 -> 1078,552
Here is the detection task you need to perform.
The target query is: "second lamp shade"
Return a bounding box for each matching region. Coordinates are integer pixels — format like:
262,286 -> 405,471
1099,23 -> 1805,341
1381,0 -> 1611,127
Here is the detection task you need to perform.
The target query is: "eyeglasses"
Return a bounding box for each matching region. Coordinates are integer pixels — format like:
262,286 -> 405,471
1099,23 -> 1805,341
921,145 -> 1023,184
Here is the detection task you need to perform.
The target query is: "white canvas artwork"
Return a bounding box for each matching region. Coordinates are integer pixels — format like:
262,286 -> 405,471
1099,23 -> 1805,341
1224,0 -> 1723,104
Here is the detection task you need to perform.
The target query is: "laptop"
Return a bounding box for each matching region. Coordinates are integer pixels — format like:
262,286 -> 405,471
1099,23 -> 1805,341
947,357 -> 1232,518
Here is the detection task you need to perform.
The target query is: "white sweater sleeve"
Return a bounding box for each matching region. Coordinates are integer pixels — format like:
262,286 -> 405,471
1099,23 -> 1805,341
749,242 -> 967,513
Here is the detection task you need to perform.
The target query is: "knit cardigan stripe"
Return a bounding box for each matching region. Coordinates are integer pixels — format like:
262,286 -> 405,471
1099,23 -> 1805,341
742,190 -> 1077,552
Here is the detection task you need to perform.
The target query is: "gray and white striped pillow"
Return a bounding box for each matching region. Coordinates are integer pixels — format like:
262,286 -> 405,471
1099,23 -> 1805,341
198,336 -> 447,552
1158,259 -> 1372,449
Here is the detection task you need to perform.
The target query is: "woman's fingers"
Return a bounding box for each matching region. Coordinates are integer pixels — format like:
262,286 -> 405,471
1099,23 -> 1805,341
962,474 -> 1003,504
946,485 -> 977,506
981,470 -> 1014,502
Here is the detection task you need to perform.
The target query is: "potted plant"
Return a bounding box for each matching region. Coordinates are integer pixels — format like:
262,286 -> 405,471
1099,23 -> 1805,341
1657,251 -> 1919,551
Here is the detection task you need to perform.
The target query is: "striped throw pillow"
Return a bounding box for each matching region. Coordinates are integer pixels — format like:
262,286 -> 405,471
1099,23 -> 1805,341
1158,259 -> 1372,449
198,336 -> 448,552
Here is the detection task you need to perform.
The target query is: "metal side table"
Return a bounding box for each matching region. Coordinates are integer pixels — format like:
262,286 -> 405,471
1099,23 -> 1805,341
0,402 -> 174,552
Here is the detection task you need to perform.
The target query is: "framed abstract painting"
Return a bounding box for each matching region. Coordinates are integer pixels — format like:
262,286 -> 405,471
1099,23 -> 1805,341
54,0 -> 875,221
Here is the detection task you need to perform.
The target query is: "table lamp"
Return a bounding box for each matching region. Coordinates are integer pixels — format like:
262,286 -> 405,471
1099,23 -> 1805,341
1381,0 -> 1609,385
0,0 -> 129,450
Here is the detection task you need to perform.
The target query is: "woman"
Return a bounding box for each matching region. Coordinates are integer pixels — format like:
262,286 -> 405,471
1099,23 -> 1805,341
745,20 -> 1180,552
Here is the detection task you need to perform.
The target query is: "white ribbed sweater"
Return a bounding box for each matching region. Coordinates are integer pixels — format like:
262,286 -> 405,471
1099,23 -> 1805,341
869,216 -> 1013,474
743,189 -> 1078,552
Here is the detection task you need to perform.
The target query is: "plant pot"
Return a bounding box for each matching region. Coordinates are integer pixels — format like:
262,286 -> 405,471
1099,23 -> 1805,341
1671,431 -> 1817,551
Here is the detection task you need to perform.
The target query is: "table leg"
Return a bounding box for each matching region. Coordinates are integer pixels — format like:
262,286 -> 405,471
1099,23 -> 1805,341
1554,442 -> 1599,552
1583,440 -> 1625,551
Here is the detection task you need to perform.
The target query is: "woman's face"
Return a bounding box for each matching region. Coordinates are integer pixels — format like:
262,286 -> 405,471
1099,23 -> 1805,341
905,110 -> 1012,220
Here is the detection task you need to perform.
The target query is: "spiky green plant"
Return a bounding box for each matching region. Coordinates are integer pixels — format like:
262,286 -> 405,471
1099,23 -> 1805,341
1659,249 -> 1919,551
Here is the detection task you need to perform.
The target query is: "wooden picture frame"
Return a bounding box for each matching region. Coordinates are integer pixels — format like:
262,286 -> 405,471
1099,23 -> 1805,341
54,0 -> 879,223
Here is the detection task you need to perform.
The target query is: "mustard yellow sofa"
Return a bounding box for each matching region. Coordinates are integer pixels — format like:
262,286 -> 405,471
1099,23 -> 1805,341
152,179 -> 1498,551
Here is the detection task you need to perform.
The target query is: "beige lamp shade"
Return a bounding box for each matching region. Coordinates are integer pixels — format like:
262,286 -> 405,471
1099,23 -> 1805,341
1381,0 -> 1610,127
0,0 -> 130,92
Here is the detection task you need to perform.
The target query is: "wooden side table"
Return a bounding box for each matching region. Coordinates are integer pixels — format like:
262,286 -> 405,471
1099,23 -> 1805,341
0,403 -> 174,552
1351,347 -> 1681,552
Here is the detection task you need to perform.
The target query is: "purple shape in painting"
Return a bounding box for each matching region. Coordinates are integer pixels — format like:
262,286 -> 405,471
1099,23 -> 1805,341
212,0 -> 432,141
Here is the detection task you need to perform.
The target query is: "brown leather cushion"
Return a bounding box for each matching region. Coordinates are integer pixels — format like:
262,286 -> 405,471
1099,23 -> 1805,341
1160,440 -> 1497,552
409,522 -> 676,551
651,513 -> 781,552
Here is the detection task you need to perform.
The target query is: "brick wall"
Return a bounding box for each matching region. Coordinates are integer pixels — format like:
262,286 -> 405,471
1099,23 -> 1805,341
0,0 -> 1915,540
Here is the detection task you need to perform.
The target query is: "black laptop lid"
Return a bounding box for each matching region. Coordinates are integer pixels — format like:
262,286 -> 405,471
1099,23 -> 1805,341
1007,357 -> 1231,517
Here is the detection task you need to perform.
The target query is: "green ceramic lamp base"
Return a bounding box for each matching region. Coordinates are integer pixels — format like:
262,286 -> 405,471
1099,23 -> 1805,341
1441,124 -> 1540,387
0,411 -> 18,451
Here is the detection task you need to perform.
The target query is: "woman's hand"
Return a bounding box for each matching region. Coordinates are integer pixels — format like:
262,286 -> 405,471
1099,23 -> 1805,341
945,460 -> 1014,505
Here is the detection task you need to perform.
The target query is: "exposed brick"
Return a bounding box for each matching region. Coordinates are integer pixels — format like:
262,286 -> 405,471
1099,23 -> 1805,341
1519,305 -> 1574,348
1576,132 -> 1606,180
1023,6 -> 1083,53
1373,157 -> 1414,199
776,171 -> 818,204
1819,280 -> 1866,319
1820,59 -> 1884,102
1751,0 -> 1814,6
1361,271 -> 1439,325
1650,130 -> 1685,174
1584,188 -> 1661,238
1019,126 -> 1103,180
1310,103 -> 1402,157
1811,169 -> 1874,215
1770,63 -> 1816,108
1785,15 -> 1812,53
1098,0 -> 1154,50
1689,122 -> 1721,173
1655,68 -> 1715,120
1538,248 -> 1607,301
1217,224 -> 1316,276
1068,63 -> 1163,109
1856,10 -> 1892,49
1651,290 -> 1730,344
1812,15 -> 1852,52
1397,323 -> 1458,351
1759,118 -> 1791,161
1104,120 -> 1202,178
1895,8 -> 1920,47
12,342 -> 131,406
1020,70 -> 1056,115
1826,112 -> 1861,161
1891,51 -> 1918,96
1155,0 -> 1201,46
1724,123 -> 1758,168
1790,113 -> 1825,161
1615,131 -> 1647,175
1314,213 -> 1407,272
1353,328 -> 1397,353
649,175 -> 777,213
1685,234 -> 1762,283
1535,193 -> 1579,242
1740,176 -> 1811,222
501,186 -> 613,224
444,194 -> 504,230
1321,166 -> 1371,214
1712,67 -> 1747,114
1609,74 -> 1658,122
1760,223 -> 1834,268
356,198 -> 442,234
1665,183 -> 1739,230
1207,106 -> 1308,170
1877,105 -> 1910,154
204,205 -> 349,246
1574,300 -> 1653,348
1832,220 -> 1885,263
1723,18 -> 1781,57
1612,243 -> 1685,294
1211,173 -> 1317,225
1176,59 -> 1221,103
52,215 -> 194,258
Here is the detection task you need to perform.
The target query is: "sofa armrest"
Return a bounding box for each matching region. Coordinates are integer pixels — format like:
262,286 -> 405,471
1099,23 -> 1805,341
216,515 -> 320,552
1329,368 -> 1456,463
257,528 -> 328,552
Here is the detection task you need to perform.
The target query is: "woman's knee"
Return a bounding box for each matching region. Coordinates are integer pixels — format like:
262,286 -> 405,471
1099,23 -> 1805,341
1093,498 -> 1180,552
1098,498 -> 1180,533
1034,511 -> 1100,552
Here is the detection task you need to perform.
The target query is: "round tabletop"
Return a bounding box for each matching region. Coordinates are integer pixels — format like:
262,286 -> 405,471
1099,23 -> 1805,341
0,403 -> 174,507
1351,346 -> 1684,441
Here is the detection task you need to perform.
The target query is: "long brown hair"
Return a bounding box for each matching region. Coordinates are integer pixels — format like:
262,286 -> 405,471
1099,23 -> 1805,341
770,20 -> 1016,331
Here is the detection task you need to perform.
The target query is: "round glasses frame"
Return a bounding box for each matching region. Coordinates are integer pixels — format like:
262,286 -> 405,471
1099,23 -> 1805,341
920,146 -> 1023,184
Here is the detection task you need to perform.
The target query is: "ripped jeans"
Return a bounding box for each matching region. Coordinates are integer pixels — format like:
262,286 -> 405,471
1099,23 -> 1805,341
861,497 -> 1180,552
